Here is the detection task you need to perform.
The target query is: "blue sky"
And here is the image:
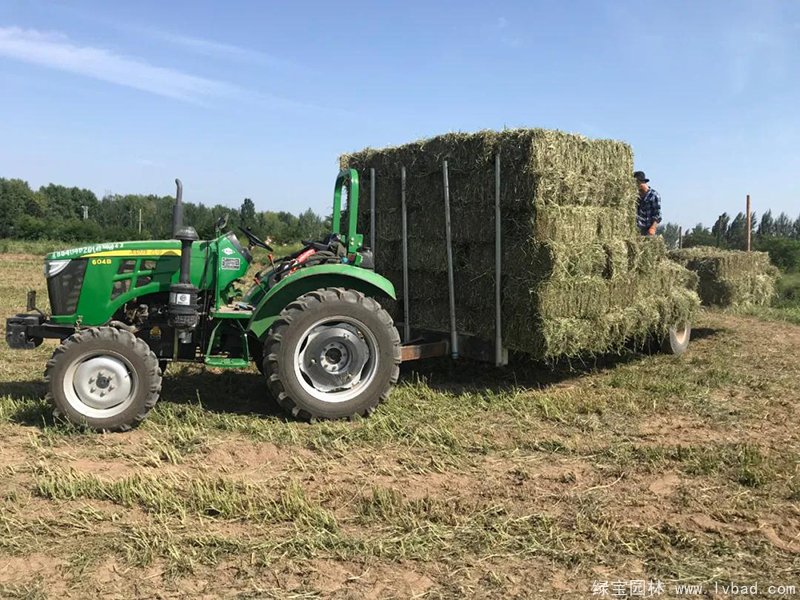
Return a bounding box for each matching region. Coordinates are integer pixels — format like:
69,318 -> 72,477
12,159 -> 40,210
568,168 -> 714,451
0,0 -> 797,229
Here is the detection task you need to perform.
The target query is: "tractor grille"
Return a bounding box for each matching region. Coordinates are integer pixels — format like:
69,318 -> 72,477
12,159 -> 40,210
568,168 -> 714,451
47,259 -> 87,315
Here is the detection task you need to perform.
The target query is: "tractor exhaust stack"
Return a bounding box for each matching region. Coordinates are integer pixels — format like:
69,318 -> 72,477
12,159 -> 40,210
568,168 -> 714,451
172,178 -> 184,237
168,178 -> 200,344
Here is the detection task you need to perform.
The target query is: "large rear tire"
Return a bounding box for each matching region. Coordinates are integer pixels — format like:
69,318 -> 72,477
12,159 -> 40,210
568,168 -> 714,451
263,288 -> 400,420
661,321 -> 691,356
45,327 -> 162,431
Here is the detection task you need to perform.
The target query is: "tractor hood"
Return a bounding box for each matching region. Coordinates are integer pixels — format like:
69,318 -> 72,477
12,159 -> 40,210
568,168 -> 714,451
44,233 -> 251,325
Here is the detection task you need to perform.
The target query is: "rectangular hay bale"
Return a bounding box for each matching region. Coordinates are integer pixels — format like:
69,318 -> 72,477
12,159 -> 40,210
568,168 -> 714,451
668,248 -> 778,307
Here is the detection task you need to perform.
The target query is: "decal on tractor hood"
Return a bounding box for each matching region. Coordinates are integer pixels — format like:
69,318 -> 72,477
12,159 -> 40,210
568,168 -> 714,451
83,249 -> 180,258
50,243 -> 124,259
221,257 -> 241,270
48,244 -> 182,260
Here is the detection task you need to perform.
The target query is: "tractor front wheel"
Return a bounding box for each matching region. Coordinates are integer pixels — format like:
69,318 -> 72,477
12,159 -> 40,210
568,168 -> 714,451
263,288 -> 400,420
45,327 -> 162,431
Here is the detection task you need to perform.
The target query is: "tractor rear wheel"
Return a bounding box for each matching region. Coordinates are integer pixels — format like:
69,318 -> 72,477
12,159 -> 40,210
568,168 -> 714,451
45,327 -> 162,431
661,321 -> 691,355
263,288 -> 400,420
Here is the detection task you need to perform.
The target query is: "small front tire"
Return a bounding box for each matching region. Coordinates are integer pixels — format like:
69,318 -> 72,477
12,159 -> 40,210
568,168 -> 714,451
45,327 -> 162,431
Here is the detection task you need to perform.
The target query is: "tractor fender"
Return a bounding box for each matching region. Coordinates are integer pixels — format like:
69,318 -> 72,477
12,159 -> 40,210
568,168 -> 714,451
247,264 -> 396,339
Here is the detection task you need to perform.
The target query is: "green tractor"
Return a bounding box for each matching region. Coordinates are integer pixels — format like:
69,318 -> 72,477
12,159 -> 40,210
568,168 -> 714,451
5,170 -> 402,430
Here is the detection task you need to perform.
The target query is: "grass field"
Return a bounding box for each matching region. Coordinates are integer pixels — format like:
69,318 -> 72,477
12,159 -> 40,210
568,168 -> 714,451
1,250 -> 799,598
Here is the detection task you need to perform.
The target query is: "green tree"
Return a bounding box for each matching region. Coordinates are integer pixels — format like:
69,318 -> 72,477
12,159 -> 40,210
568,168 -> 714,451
758,210 -> 775,238
0,179 -> 35,237
276,211 -> 300,243
757,237 -> 800,272
14,215 -> 50,239
711,213 -> 730,247
260,212 -> 289,243
0,174 -> 326,244
26,191 -> 48,218
656,222 -> 682,249
683,223 -> 717,248
774,212 -> 793,238
39,184 -> 98,220
239,198 -> 256,226
296,208 -> 326,241
725,212 -> 747,250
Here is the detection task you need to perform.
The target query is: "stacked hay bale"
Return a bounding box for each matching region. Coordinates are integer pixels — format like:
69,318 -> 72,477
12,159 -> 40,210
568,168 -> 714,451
341,129 -> 699,358
668,247 -> 778,307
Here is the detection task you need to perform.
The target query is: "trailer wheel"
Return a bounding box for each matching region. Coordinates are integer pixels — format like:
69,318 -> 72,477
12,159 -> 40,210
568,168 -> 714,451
661,321 -> 691,356
263,288 -> 400,420
45,327 -> 162,431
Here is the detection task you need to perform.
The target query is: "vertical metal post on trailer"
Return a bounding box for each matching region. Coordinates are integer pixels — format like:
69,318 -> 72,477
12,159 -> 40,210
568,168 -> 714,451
494,153 -> 503,367
442,160 -> 459,359
401,166 -> 411,342
370,168 -> 376,259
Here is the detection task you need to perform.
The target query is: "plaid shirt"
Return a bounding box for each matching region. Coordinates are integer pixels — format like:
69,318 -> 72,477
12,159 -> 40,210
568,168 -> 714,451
636,187 -> 662,229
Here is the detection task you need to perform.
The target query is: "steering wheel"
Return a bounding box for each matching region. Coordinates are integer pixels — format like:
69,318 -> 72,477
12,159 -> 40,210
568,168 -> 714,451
238,225 -> 273,251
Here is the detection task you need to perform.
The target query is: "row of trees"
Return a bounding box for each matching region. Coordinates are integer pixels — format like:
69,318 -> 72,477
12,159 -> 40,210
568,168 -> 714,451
659,210 -> 800,271
678,210 -> 800,248
0,178 -> 328,245
3,176 -> 798,269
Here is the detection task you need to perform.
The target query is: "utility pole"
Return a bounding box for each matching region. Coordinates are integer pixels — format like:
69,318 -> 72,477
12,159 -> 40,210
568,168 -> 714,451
81,205 -> 88,220
678,225 -> 683,249
138,208 -> 143,234
746,194 -> 751,252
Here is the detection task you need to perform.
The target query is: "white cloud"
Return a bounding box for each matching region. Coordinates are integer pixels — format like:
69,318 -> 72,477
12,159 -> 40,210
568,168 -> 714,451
493,15 -> 524,48
138,28 -> 297,70
0,26 -> 241,103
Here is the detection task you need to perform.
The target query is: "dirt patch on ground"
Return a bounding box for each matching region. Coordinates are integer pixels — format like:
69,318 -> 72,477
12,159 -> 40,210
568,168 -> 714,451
0,432 -> 31,469
635,415 -> 731,446
277,560 -> 436,599
191,437 -> 302,477
0,553 -> 64,583
647,471 -> 681,497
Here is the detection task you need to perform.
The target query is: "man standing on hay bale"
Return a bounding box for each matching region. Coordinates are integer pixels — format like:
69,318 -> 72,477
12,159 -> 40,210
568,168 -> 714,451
634,171 -> 662,236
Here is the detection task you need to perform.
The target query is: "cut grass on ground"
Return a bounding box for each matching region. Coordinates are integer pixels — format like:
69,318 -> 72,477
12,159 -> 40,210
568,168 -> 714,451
0,252 -> 799,598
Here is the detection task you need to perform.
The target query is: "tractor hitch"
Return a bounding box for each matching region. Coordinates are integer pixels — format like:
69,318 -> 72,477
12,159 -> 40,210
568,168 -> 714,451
6,313 -> 45,349
5,310 -> 74,350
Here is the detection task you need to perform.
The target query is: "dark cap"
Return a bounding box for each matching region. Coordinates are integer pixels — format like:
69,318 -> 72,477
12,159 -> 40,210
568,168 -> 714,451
633,171 -> 650,183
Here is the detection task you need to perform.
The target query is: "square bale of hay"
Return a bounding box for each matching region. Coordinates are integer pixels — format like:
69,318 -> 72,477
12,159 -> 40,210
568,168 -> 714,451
668,248 -> 779,307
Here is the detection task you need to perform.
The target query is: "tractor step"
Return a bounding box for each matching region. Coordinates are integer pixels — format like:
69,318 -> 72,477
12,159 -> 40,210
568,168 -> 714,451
210,307 -> 253,319
204,357 -> 251,369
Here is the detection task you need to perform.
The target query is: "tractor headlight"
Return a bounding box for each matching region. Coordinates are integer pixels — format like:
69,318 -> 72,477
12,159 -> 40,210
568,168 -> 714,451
44,259 -> 71,278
